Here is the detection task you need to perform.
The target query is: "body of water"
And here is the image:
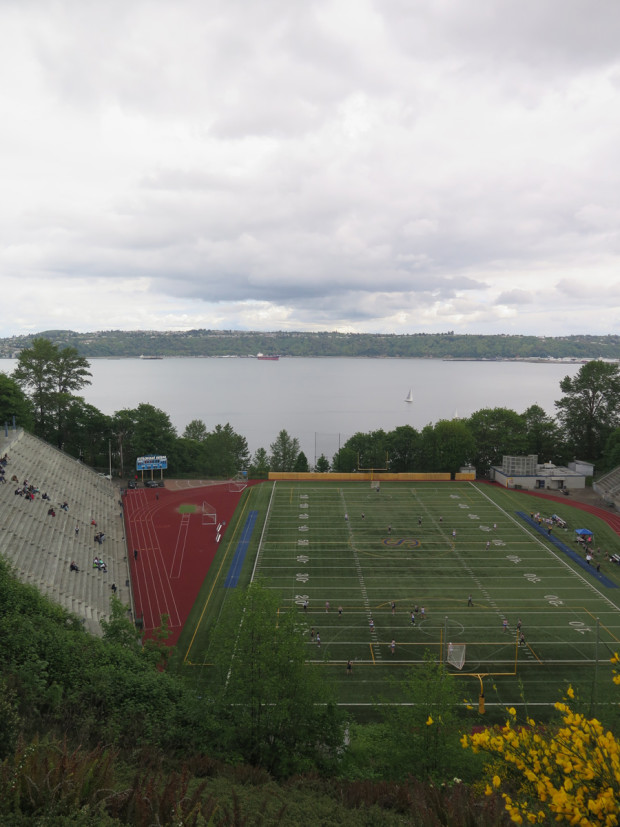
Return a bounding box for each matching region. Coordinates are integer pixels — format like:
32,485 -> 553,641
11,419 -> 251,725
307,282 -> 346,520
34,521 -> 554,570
2,358 -> 581,463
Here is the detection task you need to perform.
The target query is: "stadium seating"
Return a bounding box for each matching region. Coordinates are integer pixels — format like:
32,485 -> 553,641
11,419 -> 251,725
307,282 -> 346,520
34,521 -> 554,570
593,466 -> 620,506
0,428 -> 131,635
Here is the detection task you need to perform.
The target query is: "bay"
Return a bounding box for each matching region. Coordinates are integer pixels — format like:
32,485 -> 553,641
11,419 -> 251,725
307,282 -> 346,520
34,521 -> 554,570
2,357 -> 580,463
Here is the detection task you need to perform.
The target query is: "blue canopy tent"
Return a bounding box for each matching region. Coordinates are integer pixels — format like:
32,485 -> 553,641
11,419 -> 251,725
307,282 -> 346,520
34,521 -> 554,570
575,528 -> 593,543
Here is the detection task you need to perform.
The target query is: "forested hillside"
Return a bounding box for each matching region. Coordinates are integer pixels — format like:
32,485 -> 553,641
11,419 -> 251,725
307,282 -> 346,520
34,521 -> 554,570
2,329 -> 620,360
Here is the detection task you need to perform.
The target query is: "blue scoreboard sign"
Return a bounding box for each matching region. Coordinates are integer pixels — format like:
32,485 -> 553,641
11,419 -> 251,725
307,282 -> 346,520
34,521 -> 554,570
136,455 -> 168,471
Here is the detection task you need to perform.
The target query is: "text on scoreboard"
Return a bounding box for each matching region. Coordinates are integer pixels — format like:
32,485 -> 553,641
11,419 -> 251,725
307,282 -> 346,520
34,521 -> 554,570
136,455 -> 168,470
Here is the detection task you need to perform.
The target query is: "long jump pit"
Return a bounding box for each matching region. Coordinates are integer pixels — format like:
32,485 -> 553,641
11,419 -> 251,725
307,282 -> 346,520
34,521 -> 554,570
123,479 -> 260,647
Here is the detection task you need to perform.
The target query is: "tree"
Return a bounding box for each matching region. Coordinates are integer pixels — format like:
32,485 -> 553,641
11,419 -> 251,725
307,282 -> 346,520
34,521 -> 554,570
602,428 -> 620,473
315,453 -> 330,472
174,436 -> 207,475
386,425 -> 420,472
269,429 -> 300,472
248,447 -> 270,478
100,595 -> 142,653
555,360 -> 620,462
0,372 -> 33,431
331,444 -> 358,472
12,338 -> 91,446
522,404 -> 565,464
379,652 -> 464,781
432,419 -> 476,474
211,582 -> 345,776
332,430 -> 389,472
112,404 -> 177,476
182,419 -> 209,442
466,408 -> 528,475
293,451 -> 309,472
204,423 -> 249,477
418,423 -> 438,472
61,398 -> 113,466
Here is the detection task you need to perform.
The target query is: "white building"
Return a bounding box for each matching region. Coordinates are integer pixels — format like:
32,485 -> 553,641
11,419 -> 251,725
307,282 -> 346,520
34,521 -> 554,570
490,455 -> 586,492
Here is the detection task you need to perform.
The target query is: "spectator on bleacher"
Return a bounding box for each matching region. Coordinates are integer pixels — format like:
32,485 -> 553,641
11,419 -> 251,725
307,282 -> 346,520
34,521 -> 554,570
47,507 -> 55,517
111,583 -> 117,594
61,502 -> 69,511
41,492 -> 49,500
70,561 -> 79,572
93,557 -> 99,568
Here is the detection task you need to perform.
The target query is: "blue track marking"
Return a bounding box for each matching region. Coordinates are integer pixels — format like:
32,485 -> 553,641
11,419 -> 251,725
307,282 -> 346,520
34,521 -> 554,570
224,510 -> 258,588
517,511 -> 617,588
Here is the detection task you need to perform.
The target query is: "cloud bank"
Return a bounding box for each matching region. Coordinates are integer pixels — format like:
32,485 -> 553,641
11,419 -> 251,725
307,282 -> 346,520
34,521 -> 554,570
1,0 -> 620,336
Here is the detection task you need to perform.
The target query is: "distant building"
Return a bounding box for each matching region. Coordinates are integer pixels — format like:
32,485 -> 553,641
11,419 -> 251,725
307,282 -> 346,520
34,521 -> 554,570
490,455 -> 586,492
568,459 -> 594,477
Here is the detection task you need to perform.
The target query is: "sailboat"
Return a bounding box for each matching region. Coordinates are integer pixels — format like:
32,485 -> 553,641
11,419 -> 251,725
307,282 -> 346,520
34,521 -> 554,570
405,388 -> 413,403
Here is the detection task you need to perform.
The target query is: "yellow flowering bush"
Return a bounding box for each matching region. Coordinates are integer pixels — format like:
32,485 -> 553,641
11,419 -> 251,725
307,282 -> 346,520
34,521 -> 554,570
462,680 -> 620,826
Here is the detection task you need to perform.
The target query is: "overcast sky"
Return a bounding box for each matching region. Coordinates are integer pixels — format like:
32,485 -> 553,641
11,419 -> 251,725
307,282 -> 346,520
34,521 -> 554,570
2,0 -> 620,338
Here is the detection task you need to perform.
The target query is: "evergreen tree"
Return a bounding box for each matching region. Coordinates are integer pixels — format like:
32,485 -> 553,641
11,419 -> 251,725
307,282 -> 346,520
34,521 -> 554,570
269,429 -> 300,472
249,447 -> 270,478
315,453 -> 330,472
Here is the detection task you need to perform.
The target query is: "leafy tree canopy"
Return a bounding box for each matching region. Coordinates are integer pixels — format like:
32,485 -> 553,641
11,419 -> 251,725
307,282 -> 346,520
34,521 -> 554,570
210,581 -> 345,777
0,371 -> 34,431
555,359 -> 620,462
12,337 -> 91,445
466,408 -> 528,475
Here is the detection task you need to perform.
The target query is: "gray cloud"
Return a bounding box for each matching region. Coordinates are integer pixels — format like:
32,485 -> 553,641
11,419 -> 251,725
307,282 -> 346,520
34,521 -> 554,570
0,0 -> 619,336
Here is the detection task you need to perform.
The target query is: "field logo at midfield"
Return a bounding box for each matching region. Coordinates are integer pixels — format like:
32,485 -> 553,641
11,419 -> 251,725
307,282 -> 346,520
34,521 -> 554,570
382,538 -> 420,548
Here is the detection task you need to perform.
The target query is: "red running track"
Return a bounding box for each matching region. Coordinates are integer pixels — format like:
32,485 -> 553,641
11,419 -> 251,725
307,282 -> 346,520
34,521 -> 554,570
123,482 -> 259,647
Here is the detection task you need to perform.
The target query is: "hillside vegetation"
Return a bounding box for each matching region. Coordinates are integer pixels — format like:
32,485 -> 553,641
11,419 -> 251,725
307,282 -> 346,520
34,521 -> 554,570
2,329 -> 620,360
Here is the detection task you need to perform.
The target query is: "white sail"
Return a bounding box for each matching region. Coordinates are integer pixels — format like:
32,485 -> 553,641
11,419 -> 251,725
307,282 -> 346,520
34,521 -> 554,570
405,388 -> 413,403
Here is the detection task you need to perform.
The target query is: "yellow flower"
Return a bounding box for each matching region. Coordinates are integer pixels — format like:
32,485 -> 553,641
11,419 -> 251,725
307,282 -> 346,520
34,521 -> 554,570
567,686 -> 575,699
426,715 -> 433,726
493,775 -> 501,788
508,706 -> 517,717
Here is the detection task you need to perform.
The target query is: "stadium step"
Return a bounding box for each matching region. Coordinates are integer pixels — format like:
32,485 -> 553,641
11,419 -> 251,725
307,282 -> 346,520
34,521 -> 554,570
0,431 -> 131,635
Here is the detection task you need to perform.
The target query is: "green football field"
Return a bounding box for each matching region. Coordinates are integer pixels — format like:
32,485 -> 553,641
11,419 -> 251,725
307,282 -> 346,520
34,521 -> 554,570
178,481 -> 620,714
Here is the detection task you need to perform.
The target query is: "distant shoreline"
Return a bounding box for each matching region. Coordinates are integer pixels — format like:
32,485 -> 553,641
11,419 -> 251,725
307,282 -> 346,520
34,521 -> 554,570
0,355 -> 606,364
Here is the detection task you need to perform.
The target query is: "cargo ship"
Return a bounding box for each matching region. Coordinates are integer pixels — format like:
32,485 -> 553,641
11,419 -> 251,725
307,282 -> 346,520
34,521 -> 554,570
257,353 -> 280,360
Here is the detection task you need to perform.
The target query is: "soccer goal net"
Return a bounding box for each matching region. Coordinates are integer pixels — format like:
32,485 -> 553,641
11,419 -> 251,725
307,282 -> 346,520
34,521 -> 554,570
447,643 -> 466,671
228,472 -> 248,493
202,501 -> 217,525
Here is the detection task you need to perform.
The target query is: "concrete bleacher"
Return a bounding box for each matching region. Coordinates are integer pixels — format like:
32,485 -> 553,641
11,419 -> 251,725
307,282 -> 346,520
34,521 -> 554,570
0,428 -> 132,635
593,466 -> 620,506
